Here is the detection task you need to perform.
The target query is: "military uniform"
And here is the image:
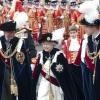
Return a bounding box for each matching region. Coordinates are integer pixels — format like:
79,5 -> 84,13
63,26 -> 81,64
51,0 -> 62,30
39,0 -> 52,36
64,38 -> 81,63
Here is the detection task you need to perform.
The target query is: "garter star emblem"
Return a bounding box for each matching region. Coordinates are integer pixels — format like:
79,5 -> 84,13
16,52 -> 25,64
55,64 -> 63,72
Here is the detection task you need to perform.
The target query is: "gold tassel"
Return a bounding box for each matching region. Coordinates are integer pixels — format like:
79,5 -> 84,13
48,84 -> 54,100
10,57 -> 18,96
10,76 -> 18,96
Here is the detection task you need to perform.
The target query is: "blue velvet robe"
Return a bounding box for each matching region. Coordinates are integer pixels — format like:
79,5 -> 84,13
0,36 -> 34,100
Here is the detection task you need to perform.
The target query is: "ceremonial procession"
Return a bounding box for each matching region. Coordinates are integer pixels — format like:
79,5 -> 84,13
0,0 -> 100,100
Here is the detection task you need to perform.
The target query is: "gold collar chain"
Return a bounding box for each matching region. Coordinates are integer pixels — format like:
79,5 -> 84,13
87,50 -> 100,60
0,39 -> 21,59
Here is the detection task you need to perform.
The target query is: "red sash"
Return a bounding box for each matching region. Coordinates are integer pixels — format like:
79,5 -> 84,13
41,70 -> 59,87
85,52 -> 95,73
74,40 -> 95,72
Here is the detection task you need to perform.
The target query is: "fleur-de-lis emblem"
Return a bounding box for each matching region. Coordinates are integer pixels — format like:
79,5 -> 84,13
55,64 -> 63,72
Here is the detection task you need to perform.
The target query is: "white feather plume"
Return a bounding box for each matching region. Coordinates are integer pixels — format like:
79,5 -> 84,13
78,1 -> 97,14
94,0 -> 99,6
79,0 -> 99,24
52,28 -> 65,46
14,12 -> 29,29
85,10 -> 99,24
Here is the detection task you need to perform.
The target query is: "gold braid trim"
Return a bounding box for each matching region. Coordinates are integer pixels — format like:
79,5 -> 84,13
0,39 -> 21,59
88,50 -> 100,60
0,49 -> 16,59
88,50 -> 100,84
15,29 -> 27,35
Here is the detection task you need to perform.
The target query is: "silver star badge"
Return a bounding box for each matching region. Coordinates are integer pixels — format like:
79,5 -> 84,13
55,64 -> 63,72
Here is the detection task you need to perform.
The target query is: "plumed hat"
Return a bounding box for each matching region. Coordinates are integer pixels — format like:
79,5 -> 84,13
61,0 -> 67,6
45,0 -> 51,5
79,1 -> 100,26
0,21 -> 16,32
51,0 -> 58,7
78,1 -> 97,14
80,18 -> 100,27
69,0 -> 77,6
34,0 -> 40,7
38,33 -> 58,43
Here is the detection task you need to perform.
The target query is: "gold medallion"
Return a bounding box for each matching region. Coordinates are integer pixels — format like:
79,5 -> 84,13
16,52 -> 25,64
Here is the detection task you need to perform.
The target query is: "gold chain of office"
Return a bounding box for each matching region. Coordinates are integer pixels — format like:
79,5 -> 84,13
87,50 -> 100,60
0,40 -> 20,59
0,47 -> 17,59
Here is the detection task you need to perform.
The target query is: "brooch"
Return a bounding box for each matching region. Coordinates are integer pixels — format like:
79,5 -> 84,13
55,64 -> 63,72
16,52 -> 25,64
47,37 -> 51,41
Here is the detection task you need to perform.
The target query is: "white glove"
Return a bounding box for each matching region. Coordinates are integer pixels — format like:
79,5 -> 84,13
30,64 -> 35,71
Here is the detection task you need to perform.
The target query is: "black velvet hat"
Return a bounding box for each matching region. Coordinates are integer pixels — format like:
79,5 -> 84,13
51,0 -> 57,3
38,33 -> 57,43
34,0 -> 39,2
70,1 -> 77,6
61,0 -> 67,6
51,0 -> 58,7
0,21 -> 16,32
34,0 -> 40,6
45,0 -> 51,5
80,18 -> 100,27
